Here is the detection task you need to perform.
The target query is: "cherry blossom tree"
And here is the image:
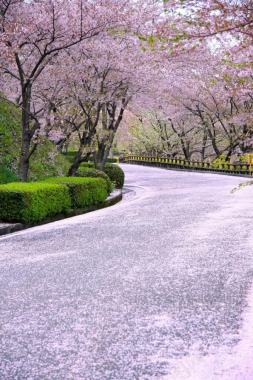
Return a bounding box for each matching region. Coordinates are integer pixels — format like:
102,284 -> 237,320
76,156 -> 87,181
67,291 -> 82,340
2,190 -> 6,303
124,44 -> 253,161
173,1 -> 253,39
2,0 -> 251,178
45,2 -> 163,174
163,1 -> 253,96
0,0 -> 20,19
0,0 -> 133,180
94,1 -> 253,163
0,0 -> 165,180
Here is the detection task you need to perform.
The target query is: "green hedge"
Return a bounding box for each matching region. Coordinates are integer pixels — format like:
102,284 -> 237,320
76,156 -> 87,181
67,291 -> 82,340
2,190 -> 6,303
81,162 -> 124,188
106,157 -> 119,164
0,165 -> 18,184
104,164 -> 124,189
77,167 -> 113,194
0,182 -> 71,223
79,162 -> 94,169
45,177 -> 108,208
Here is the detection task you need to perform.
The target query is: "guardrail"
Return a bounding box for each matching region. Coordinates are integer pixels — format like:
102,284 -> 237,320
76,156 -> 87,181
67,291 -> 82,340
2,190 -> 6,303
122,155 -> 253,177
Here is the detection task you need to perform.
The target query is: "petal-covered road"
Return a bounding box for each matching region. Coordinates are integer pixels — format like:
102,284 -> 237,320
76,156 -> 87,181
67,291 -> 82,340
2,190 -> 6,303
1,164 -> 253,379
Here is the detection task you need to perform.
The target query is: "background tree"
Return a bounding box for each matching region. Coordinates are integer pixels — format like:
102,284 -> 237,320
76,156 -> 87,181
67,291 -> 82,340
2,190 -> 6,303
0,0 -> 127,180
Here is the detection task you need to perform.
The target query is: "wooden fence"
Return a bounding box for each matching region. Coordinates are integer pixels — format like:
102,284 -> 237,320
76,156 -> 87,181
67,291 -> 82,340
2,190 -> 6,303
122,155 -> 253,177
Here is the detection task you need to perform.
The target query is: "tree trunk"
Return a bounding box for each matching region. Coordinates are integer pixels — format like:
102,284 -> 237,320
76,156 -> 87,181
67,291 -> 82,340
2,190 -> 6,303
95,140 -> 107,171
95,130 -> 115,171
19,137 -> 30,181
18,85 -> 32,181
68,121 -> 97,176
68,145 -> 85,176
201,129 -> 208,162
95,100 -> 128,171
181,141 -> 190,161
206,127 -> 220,158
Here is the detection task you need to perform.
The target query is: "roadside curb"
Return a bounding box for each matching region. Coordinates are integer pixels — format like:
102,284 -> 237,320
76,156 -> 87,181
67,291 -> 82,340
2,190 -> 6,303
0,223 -> 24,236
0,189 -> 122,237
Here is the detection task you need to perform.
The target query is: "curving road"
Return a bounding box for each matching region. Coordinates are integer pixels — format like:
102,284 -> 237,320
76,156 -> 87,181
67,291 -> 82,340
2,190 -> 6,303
1,164 -> 253,379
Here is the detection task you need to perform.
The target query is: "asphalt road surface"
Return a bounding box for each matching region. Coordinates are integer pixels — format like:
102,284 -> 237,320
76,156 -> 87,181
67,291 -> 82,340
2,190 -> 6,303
1,164 -> 253,380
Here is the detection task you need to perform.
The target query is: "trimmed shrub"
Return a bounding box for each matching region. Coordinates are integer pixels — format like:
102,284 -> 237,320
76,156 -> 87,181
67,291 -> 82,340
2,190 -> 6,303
77,167 -> 113,194
0,182 -> 71,223
106,157 -> 119,164
45,177 -> 108,208
79,162 -> 94,169
79,162 -> 124,188
104,164 -> 125,189
0,165 -> 18,184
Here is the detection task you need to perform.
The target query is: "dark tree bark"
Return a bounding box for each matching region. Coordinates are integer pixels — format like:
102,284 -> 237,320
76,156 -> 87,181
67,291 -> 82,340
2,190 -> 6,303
201,127 -> 208,162
68,104 -> 101,176
95,98 -> 128,171
68,145 -> 88,176
18,82 -> 32,181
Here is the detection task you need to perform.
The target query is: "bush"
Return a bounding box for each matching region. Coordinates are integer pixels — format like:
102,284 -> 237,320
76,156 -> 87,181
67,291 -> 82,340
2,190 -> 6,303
0,182 -> 71,223
211,155 -> 229,169
0,165 -> 18,184
79,162 -> 124,188
106,157 -> 119,164
0,97 -> 21,171
104,164 -> 125,188
45,177 -> 108,208
62,151 -> 79,164
0,98 -> 70,180
29,140 -> 70,181
79,162 -> 95,169
77,167 -> 113,194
